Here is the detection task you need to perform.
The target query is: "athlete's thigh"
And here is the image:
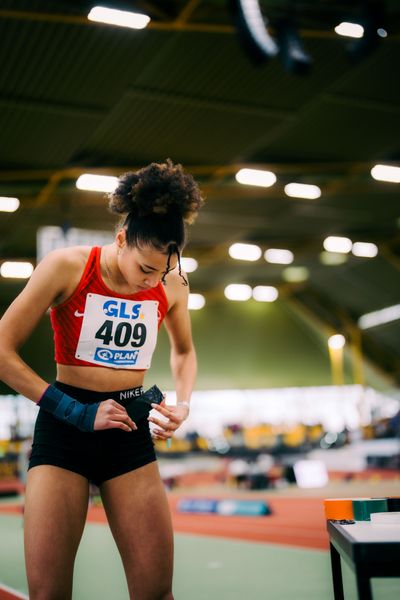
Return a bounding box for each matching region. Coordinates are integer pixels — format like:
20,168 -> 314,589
24,465 -> 90,596
100,461 -> 174,597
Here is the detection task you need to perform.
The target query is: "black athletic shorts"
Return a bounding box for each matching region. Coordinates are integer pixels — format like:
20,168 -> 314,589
28,381 -> 157,486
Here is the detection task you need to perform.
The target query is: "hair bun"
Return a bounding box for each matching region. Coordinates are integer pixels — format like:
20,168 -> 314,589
109,159 -> 203,224
108,172 -> 140,215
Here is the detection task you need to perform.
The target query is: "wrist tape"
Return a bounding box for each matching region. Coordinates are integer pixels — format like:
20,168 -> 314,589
39,384 -> 99,432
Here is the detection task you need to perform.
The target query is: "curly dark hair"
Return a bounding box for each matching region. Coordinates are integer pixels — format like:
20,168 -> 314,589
108,159 -> 204,284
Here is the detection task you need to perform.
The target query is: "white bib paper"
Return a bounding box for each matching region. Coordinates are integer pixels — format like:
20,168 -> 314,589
75,293 -> 158,369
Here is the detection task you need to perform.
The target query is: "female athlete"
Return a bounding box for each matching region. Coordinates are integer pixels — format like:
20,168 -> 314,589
0,159 -> 203,600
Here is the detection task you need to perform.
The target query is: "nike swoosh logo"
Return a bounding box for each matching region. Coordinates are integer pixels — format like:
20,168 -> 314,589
74,310 -> 84,317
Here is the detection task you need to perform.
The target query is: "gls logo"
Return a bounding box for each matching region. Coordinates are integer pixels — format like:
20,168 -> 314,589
103,300 -> 142,320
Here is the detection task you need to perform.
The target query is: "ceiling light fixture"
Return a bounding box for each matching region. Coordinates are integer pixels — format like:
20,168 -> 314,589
188,294 -> 206,310
88,6 -> 150,30
358,304 -> 400,330
284,183 -> 321,199
352,242 -> 378,258
1,261 -> 34,279
264,249 -> 294,264
235,168 -> 276,188
229,243 -> 262,261
180,257 -> 198,273
252,286 -> 278,302
76,174 -> 119,192
371,164 -> 400,183
335,22 -> 364,38
0,197 -> 20,212
323,236 -> 352,253
224,284 -> 252,301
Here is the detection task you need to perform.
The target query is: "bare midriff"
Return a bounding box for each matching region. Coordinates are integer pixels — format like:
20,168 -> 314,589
57,364 -> 146,392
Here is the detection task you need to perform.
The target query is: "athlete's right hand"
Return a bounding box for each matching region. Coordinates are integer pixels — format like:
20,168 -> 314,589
94,399 -> 137,432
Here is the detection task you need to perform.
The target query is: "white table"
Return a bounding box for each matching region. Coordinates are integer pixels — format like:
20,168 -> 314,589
327,520 -> 400,599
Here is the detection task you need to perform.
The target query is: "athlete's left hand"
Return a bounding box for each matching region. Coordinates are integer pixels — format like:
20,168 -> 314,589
148,401 -> 189,440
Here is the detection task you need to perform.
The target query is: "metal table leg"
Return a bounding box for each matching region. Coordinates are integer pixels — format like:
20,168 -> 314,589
330,542 -> 345,600
355,569 -> 373,600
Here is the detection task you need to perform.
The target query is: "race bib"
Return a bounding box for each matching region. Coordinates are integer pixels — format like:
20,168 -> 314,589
75,293 -> 158,369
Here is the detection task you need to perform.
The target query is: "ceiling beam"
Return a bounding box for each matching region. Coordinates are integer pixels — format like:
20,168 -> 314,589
2,9 -> 398,39
174,0 -> 203,25
292,287 -> 399,383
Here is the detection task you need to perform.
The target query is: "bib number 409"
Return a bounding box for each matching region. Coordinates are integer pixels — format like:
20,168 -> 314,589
95,320 -> 147,348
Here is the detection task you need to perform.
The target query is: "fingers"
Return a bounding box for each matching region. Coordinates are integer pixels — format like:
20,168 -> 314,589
148,412 -> 178,432
148,404 -> 183,440
113,413 -> 137,431
110,420 -> 136,433
151,425 -> 173,439
101,399 -> 137,431
150,403 -> 180,423
152,430 -> 171,440
110,400 -> 128,411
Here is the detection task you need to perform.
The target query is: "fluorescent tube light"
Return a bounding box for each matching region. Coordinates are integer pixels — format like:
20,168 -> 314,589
284,183 -> 321,199
76,174 -> 119,192
229,243 -> 262,261
334,22 -> 364,38
252,286 -> 278,302
352,242 -> 378,258
0,197 -> 20,212
235,168 -> 276,188
88,6 -> 150,30
180,257 -> 198,273
323,236 -> 352,253
188,294 -> 205,310
1,261 -> 34,278
371,164 -> 400,183
224,284 -> 252,301
264,249 -> 294,264
358,304 -> 400,330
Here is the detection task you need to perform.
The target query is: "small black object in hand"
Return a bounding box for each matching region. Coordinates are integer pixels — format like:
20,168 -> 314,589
125,385 -> 164,422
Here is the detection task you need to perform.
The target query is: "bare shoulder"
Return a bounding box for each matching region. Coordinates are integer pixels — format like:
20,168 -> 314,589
38,246 -> 92,304
40,245 -> 91,271
163,267 -> 189,309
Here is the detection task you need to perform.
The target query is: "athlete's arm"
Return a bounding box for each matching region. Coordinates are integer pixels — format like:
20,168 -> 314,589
148,272 -> 196,439
165,271 -> 197,407
0,249 -> 136,432
0,249 -> 74,401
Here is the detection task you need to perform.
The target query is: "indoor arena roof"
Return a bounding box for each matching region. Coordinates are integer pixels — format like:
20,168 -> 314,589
0,1 -> 399,382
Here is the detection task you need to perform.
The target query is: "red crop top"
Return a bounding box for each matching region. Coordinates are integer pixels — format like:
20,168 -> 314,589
50,247 -> 169,369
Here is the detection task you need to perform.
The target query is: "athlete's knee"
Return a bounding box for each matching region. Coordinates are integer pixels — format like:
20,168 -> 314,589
131,589 -> 173,600
28,578 -> 72,600
29,591 -> 71,600
128,577 -> 173,600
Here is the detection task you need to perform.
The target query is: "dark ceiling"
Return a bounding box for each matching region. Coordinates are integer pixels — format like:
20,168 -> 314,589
0,1 -> 399,382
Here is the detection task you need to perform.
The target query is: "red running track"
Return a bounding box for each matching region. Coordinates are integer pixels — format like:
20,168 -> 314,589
0,495 -> 329,551
87,494 -> 329,550
0,584 -> 28,600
